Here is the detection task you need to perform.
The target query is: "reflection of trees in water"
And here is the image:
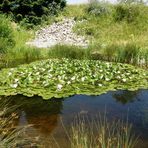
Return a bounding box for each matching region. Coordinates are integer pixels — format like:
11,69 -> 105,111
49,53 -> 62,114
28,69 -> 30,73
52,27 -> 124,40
7,95 -> 63,136
112,90 -> 140,104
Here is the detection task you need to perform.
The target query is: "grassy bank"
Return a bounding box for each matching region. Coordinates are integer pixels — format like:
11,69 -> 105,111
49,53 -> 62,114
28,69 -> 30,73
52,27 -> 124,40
1,2 -> 148,68
58,2 -> 148,67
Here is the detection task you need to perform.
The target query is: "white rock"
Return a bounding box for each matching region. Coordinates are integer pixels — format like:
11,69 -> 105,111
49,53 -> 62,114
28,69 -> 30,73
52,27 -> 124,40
26,18 -> 89,48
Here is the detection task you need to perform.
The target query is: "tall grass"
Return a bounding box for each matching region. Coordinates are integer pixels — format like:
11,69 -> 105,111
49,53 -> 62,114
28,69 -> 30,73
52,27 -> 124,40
0,97 -> 42,147
70,114 -> 138,148
0,97 -> 23,147
48,44 -> 91,59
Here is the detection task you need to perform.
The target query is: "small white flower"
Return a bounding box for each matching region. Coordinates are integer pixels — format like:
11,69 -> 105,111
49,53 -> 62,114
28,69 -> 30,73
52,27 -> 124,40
122,78 -> 126,82
105,78 -> 110,81
67,81 -> 71,84
42,68 -> 46,72
37,77 -> 40,81
98,84 -> 103,87
10,84 -> 18,88
71,76 -> 75,81
57,84 -> 63,91
117,76 -> 121,79
8,72 -> 12,76
100,75 -> 103,79
14,79 -> 19,82
81,77 -> 85,82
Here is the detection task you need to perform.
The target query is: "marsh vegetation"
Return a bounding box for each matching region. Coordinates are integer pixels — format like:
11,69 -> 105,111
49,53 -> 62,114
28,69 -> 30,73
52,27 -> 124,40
0,0 -> 148,147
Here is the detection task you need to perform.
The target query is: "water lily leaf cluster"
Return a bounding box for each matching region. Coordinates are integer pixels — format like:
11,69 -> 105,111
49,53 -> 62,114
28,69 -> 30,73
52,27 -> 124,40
0,59 -> 148,99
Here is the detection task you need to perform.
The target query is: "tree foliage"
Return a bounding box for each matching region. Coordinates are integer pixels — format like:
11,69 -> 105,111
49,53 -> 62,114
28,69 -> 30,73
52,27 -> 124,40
0,0 -> 66,26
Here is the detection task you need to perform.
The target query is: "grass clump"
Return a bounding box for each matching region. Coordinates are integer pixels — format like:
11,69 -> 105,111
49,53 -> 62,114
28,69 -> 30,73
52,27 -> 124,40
70,114 -> 138,148
48,44 -> 91,59
0,97 -> 23,147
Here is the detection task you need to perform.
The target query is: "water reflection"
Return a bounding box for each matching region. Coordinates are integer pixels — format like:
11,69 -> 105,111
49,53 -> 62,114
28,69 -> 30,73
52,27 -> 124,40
112,90 -> 140,104
3,89 -> 148,148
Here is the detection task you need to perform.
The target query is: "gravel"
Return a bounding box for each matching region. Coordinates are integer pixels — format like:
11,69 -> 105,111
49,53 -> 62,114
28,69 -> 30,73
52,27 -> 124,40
26,18 -> 89,48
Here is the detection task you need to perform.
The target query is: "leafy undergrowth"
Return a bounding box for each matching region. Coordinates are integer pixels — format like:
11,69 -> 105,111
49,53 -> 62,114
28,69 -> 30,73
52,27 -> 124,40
0,59 -> 148,99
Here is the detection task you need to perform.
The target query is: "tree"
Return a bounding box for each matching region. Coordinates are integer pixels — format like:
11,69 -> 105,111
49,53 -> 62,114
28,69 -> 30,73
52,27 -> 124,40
0,0 -> 67,25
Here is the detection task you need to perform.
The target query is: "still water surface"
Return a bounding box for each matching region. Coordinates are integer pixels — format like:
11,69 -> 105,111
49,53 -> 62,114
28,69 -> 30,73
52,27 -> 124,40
10,90 -> 148,147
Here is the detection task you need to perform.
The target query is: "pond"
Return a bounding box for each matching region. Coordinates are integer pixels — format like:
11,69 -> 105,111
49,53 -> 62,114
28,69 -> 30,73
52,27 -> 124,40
8,89 -> 148,148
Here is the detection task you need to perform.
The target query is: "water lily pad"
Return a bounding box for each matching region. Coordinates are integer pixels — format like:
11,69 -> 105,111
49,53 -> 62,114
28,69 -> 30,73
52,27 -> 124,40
0,58 -> 148,99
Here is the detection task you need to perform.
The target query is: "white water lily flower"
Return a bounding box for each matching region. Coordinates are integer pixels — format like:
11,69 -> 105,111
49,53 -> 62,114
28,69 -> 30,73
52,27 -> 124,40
106,63 -> 110,68
81,77 -> 85,82
71,76 -> 75,81
57,84 -> 63,91
67,81 -> 71,85
122,78 -> 126,82
10,83 -> 18,88
105,78 -> 110,81
98,84 -> 103,87
117,76 -> 121,79
42,68 -> 46,72
8,72 -> 12,76
100,75 -> 103,79
37,77 -> 40,81
14,79 -> 19,82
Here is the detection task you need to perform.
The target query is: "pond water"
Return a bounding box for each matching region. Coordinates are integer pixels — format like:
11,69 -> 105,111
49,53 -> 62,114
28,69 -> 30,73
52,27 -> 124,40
9,89 -> 148,147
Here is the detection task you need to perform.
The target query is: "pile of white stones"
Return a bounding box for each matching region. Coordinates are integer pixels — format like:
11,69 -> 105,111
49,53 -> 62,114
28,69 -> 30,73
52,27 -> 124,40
26,18 -> 89,48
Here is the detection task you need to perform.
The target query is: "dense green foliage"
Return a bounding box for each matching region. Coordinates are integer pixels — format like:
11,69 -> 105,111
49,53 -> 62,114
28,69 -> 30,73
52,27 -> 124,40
0,59 -> 147,99
114,4 -> 140,23
0,15 -> 15,54
0,0 -> 66,26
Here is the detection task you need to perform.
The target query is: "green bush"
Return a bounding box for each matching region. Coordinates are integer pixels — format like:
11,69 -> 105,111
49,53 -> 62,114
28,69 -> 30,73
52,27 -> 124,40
87,0 -> 110,16
0,15 -> 15,54
0,0 -> 66,26
114,4 -> 140,23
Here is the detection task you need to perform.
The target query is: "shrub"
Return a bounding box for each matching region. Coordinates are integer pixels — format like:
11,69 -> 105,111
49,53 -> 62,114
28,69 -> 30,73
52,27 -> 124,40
0,15 -> 15,54
0,0 -> 66,26
87,0 -> 110,16
114,4 -> 140,23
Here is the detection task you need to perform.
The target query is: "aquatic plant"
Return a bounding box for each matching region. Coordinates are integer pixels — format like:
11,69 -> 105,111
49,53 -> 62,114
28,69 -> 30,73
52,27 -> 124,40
0,58 -> 147,99
70,114 -> 138,148
0,97 -> 23,147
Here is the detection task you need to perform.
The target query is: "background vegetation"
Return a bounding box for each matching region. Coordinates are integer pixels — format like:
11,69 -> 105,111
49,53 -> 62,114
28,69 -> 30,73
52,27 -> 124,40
0,0 -> 66,27
0,0 -> 148,69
